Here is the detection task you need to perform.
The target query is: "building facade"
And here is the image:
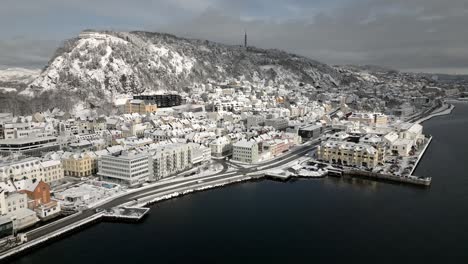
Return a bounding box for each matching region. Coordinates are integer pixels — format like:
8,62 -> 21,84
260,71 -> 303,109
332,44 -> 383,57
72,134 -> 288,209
0,158 -> 64,184
151,144 -> 193,181
62,153 -> 97,177
98,151 -> 153,186
125,100 -> 157,115
134,94 -> 182,108
317,140 -> 384,169
209,136 -> 233,158
0,136 -> 60,157
232,140 -> 259,163
20,180 -> 61,220
348,113 -> 388,126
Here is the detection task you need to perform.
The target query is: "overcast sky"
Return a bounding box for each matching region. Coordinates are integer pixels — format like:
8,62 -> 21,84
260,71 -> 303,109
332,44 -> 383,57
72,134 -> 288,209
1,0 -> 468,74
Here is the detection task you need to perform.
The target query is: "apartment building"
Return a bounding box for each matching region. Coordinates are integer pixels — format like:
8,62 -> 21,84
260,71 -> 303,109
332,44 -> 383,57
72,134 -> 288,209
209,136 -> 233,158
40,160 -> 64,183
0,190 -> 38,230
151,144 -> 193,181
317,140 -> 384,169
263,139 -> 289,157
62,152 -> 97,177
0,158 -> 64,184
232,140 -> 259,164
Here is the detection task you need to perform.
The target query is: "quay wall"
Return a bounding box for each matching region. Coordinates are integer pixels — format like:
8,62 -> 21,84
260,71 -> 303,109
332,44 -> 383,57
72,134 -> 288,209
0,174 -> 264,261
410,136 -> 433,176
343,169 -> 431,187
416,104 -> 455,124
0,213 -> 104,261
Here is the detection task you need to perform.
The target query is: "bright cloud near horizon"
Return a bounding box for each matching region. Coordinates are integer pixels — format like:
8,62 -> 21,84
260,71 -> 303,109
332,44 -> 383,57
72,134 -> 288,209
1,0 -> 468,74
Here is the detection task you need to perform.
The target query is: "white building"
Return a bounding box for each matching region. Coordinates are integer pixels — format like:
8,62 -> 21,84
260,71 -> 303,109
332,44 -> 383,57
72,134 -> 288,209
40,160 -> 64,183
98,151 -> 153,186
317,140 -> 383,169
209,136 -> 232,158
0,191 -> 27,215
189,143 -> 211,164
348,112 -> 388,126
0,189 -> 39,231
151,144 -> 194,181
232,140 -> 259,163
0,158 -> 64,184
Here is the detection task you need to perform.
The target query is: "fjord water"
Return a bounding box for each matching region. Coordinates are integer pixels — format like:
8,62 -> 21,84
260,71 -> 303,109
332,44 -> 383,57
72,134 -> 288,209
12,104 -> 468,263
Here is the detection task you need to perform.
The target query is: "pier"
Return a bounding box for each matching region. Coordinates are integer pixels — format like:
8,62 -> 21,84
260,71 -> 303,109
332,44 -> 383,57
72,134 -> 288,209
102,207 -> 150,222
0,132 -> 434,261
343,169 -> 431,187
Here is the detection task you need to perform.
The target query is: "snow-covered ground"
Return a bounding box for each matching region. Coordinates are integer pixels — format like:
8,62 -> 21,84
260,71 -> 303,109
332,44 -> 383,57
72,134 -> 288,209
55,182 -> 124,210
0,67 -> 40,84
0,87 -> 16,93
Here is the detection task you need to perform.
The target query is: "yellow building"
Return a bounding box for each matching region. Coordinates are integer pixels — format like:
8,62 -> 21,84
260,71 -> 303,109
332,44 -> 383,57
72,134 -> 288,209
62,153 -> 97,177
125,99 -> 157,115
317,140 -> 385,169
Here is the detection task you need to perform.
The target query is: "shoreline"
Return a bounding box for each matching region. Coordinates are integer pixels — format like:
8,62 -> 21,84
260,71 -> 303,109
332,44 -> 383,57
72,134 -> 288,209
1,101 -> 458,261
415,103 -> 455,124
0,174 -> 276,261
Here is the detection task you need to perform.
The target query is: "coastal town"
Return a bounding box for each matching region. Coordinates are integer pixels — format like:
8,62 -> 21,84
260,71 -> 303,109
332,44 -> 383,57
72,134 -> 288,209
0,75 -> 460,259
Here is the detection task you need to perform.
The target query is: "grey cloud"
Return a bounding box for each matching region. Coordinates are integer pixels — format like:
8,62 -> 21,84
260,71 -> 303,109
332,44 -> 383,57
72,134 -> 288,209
162,0 -> 468,72
1,0 -> 468,73
0,38 -> 60,68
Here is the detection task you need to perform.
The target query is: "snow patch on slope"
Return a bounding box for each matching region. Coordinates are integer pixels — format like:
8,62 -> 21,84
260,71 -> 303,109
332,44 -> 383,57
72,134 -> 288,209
0,67 -> 40,84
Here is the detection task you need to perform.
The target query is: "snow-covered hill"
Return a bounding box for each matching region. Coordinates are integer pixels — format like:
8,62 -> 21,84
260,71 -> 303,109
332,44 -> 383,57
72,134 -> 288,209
24,30 -> 346,104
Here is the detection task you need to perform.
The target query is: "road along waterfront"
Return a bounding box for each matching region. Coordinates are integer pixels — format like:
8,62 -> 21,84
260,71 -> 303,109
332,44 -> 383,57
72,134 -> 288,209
6,105 -> 465,263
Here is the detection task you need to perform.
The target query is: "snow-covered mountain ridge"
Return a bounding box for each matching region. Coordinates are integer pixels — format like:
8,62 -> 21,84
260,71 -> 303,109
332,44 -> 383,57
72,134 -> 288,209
24,30 -> 351,102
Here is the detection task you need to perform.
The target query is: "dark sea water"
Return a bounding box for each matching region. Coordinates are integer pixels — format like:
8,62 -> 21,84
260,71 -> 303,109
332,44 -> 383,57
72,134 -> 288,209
11,104 -> 468,264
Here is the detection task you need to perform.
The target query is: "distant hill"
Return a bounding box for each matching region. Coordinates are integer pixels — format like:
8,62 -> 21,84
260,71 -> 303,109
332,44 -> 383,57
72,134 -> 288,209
22,30 -> 353,103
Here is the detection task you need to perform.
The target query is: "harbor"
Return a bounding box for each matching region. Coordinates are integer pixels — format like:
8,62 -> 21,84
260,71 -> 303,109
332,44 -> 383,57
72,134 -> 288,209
312,135 -> 433,187
0,104 -> 452,262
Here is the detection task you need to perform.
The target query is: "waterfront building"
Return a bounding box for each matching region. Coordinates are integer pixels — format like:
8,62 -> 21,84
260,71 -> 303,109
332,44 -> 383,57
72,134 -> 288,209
20,180 -> 61,220
232,140 -> 259,164
98,151 -> 153,186
262,139 -> 289,157
0,188 -> 39,230
209,136 -> 233,158
189,143 -> 211,164
151,144 -> 194,181
0,216 -> 13,239
0,191 -> 28,215
0,136 -> 60,157
317,140 -> 383,169
11,208 -> 39,230
384,123 -> 425,156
